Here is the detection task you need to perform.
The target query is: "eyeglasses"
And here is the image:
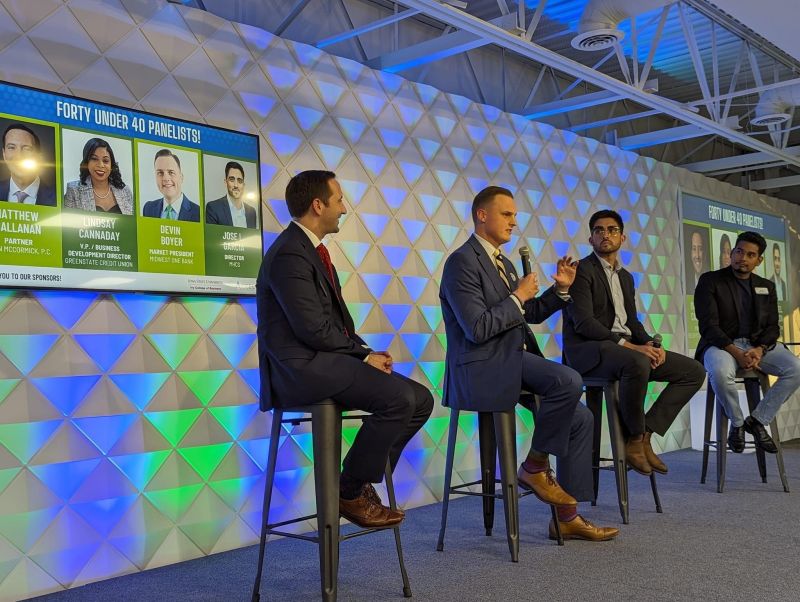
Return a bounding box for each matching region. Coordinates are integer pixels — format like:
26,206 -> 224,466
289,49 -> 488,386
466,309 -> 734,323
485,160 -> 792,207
591,226 -> 622,237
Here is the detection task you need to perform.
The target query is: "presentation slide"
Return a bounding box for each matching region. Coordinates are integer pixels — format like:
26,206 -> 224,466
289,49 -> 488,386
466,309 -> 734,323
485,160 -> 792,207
682,192 -> 789,350
0,81 -> 261,295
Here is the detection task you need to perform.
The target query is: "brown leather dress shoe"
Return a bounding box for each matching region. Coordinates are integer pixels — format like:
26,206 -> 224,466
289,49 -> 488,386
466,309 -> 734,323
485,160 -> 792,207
548,515 -> 619,541
339,489 -> 404,529
625,438 -> 652,476
364,483 -> 405,519
517,466 -> 577,506
642,432 -> 668,474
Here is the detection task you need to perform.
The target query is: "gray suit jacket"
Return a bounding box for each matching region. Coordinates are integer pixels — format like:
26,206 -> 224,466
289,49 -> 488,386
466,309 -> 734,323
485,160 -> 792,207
64,180 -> 134,214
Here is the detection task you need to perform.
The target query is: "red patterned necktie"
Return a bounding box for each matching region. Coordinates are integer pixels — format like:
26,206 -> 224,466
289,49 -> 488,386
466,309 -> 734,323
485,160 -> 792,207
316,243 -> 349,337
316,243 -> 336,285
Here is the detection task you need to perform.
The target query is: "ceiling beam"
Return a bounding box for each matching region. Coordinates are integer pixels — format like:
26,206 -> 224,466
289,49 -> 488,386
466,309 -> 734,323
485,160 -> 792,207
749,174 -> 800,190
317,8 -> 420,49
570,109 -> 660,133
525,89 -> 620,119
619,117 -> 740,150
396,0 -> 800,169
681,145 -> 800,172
366,12 -> 517,73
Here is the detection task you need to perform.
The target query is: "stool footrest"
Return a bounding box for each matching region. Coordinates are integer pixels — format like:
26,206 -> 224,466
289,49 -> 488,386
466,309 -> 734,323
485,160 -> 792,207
266,514 -> 317,530
266,530 -> 318,542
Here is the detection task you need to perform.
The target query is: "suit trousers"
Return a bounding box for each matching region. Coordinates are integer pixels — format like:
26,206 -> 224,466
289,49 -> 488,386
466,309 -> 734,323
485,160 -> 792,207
581,342 -> 706,436
520,352 -> 593,501
330,358 -> 434,483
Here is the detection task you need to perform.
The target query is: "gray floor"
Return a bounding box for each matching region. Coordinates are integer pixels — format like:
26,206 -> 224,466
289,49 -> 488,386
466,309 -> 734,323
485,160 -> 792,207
31,444 -> 800,602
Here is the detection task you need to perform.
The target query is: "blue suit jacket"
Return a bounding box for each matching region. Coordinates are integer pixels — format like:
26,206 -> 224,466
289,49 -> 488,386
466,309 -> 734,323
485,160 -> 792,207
256,222 -> 372,411
0,179 -> 56,206
206,196 -> 257,228
142,194 -> 200,222
439,235 -> 568,412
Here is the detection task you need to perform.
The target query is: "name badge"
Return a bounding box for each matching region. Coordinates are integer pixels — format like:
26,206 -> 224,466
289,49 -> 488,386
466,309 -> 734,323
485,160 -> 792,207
754,287 -> 769,295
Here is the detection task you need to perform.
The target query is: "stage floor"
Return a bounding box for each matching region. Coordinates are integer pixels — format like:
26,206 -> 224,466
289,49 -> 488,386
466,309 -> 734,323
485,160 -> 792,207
32,444 -> 800,601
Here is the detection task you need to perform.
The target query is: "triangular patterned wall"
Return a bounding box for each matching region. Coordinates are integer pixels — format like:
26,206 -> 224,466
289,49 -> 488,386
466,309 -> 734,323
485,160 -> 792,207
0,0 -> 798,599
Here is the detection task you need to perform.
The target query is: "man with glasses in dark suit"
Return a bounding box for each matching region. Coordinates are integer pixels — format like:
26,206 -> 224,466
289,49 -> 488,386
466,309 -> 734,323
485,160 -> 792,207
563,210 -> 705,476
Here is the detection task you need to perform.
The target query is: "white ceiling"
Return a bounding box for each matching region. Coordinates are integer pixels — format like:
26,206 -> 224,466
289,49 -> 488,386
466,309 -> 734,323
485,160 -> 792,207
711,0 -> 800,62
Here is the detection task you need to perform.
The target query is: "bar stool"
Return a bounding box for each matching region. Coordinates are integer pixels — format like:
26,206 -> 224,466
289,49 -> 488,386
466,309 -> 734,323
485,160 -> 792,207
251,399 -> 411,602
436,406 -> 563,563
583,378 -> 662,524
700,369 -> 790,493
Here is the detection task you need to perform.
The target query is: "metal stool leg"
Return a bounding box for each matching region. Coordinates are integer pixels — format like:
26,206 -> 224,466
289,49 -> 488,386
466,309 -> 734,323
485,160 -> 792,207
604,384 -> 629,524
384,460 -> 412,598
700,387 -> 715,484
586,388 -> 603,506
251,409 -> 284,602
715,402 -> 727,493
494,410 -> 519,562
649,473 -> 663,513
312,404 -> 342,602
744,378 -> 768,482
437,409 -> 459,552
478,412 -> 497,536
769,419 -> 791,493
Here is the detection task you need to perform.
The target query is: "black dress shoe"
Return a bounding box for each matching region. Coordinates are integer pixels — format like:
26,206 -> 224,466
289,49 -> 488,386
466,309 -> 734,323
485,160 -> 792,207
743,416 -> 778,453
727,425 -> 745,453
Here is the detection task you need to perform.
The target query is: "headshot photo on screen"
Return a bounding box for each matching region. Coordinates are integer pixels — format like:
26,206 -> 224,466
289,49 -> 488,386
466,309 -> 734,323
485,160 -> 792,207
711,229 -> 735,270
768,240 -> 788,301
0,119 -> 57,206
137,143 -> 200,222
202,155 -> 259,229
683,224 -> 710,292
62,130 -> 134,215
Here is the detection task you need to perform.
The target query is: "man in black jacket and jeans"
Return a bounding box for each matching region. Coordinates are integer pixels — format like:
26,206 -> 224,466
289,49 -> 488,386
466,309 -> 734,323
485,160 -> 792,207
694,231 -> 800,453
563,210 -> 706,476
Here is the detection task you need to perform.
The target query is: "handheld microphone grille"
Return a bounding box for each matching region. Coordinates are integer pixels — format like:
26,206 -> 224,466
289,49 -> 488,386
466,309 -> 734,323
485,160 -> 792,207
519,246 -> 532,276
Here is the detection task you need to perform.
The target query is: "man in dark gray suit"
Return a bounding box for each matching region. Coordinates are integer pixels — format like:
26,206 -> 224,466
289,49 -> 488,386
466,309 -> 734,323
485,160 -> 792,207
563,210 -> 705,475
0,123 -> 56,206
256,170 -> 432,528
205,161 -> 257,228
439,186 -> 618,542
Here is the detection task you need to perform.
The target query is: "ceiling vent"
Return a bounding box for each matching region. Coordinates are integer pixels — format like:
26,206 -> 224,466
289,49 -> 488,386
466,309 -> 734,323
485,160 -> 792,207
571,28 -> 624,51
751,113 -> 792,127
571,0 -> 673,52
752,85 -> 800,127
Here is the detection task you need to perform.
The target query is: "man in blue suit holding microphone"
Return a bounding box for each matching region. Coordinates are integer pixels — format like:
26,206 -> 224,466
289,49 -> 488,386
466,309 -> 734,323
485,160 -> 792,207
440,186 -> 618,541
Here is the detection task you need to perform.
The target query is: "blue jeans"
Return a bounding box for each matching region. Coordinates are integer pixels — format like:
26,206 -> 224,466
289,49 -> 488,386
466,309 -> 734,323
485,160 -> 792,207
703,338 -> 800,426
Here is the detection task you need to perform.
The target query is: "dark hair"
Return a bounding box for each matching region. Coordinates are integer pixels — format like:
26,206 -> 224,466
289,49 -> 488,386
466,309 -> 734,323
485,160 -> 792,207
471,186 -> 513,224
285,170 -> 336,218
2,123 -> 41,151
154,148 -> 181,170
718,233 -> 732,268
225,161 -> 244,179
588,209 -> 624,232
735,231 -> 767,256
772,242 -> 781,256
79,137 -> 125,189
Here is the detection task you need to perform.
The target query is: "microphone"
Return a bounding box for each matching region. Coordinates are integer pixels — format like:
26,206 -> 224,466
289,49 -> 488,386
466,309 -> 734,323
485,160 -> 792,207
519,246 -> 532,277
652,334 -> 663,349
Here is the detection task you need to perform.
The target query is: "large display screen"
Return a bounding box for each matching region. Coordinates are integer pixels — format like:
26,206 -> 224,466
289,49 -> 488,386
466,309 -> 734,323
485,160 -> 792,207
682,192 -> 789,350
0,82 -> 261,295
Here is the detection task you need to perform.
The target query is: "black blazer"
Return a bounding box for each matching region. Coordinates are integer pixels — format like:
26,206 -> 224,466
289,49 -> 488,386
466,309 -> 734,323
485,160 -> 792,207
0,179 -> 56,206
563,252 -> 652,374
206,196 -> 257,228
256,222 -> 371,411
694,267 -> 779,361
